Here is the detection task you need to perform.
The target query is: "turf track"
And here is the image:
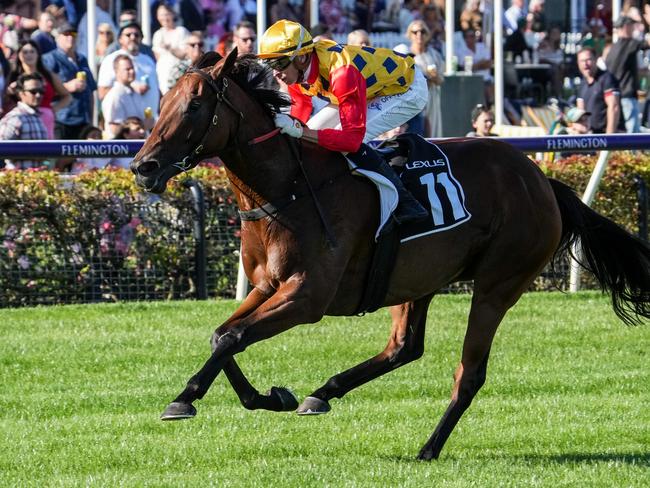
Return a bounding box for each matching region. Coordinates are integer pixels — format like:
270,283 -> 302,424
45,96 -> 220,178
1,292 -> 648,487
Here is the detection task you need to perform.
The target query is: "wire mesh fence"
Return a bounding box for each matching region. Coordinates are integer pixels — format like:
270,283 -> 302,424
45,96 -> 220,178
0,172 -> 240,307
1,165 -> 647,308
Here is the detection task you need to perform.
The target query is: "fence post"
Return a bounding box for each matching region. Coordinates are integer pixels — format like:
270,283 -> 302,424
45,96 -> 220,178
236,250 -> 249,301
634,174 -> 648,242
183,180 -> 208,300
569,150 -> 611,292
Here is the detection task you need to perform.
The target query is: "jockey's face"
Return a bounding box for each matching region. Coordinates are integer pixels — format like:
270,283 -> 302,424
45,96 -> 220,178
273,59 -> 301,85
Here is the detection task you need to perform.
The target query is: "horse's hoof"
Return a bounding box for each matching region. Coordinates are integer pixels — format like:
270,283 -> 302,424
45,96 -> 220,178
267,386 -> 299,411
296,396 -> 331,415
416,446 -> 437,461
160,401 -> 197,420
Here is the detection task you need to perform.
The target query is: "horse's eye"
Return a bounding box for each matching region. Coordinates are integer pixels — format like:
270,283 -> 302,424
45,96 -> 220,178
188,100 -> 201,112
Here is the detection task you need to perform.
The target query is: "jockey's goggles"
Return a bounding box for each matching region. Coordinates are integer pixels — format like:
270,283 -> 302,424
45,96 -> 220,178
264,56 -> 292,71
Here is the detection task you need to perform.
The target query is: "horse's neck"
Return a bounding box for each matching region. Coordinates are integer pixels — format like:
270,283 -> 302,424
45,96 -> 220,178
221,139 -> 345,213
220,136 -> 296,208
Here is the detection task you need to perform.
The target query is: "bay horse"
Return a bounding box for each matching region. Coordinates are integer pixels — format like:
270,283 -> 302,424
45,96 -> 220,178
131,50 -> 650,460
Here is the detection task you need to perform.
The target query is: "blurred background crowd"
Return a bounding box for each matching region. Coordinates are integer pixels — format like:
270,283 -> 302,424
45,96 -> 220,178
1,0 -> 650,170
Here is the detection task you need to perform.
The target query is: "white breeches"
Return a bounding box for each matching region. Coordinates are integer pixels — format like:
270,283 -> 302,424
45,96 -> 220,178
306,68 -> 429,142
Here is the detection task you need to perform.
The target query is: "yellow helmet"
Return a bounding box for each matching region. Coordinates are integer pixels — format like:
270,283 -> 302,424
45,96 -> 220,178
258,20 -> 314,60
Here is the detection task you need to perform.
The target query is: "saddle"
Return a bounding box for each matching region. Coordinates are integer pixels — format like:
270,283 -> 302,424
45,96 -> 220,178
356,133 -> 471,314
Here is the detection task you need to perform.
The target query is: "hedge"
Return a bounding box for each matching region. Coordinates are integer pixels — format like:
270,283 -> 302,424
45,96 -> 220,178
0,153 -> 647,306
540,152 -> 649,235
0,165 -> 240,307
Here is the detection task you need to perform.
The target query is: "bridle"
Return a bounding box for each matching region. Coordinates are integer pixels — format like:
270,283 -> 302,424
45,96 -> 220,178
174,66 -> 338,248
173,68 -> 245,172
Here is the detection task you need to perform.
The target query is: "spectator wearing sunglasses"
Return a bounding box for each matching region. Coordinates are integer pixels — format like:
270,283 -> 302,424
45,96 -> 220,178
0,73 -> 48,169
233,21 -> 257,56
5,40 -> 72,139
104,10 -> 156,63
95,23 -> 115,70
43,23 -> 97,140
168,33 -> 206,90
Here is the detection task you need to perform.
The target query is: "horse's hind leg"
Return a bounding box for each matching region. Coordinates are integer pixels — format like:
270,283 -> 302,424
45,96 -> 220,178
296,294 -> 434,414
417,274 -> 538,460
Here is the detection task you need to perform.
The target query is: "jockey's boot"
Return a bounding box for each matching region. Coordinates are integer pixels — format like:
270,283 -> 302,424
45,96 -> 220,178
347,144 -> 428,226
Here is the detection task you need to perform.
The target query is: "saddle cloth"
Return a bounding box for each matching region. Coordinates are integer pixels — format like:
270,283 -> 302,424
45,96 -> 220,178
350,134 -> 472,242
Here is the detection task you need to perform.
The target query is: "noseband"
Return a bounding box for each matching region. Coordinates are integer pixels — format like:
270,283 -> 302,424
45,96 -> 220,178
173,68 -> 244,172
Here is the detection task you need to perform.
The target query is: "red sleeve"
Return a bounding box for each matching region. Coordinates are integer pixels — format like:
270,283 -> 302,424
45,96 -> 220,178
317,65 -> 367,153
288,83 -> 313,123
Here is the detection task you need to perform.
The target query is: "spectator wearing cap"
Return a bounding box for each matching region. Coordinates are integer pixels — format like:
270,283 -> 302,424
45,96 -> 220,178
104,10 -> 156,62
0,73 -> 48,169
76,0 -> 118,60
466,105 -> 495,137
564,107 -> 592,135
97,22 -> 160,119
576,47 -> 620,134
555,106 -> 594,158
605,15 -> 649,133
43,23 -> 97,140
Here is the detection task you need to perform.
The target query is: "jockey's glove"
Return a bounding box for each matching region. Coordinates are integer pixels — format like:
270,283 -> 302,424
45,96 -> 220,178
274,113 -> 304,138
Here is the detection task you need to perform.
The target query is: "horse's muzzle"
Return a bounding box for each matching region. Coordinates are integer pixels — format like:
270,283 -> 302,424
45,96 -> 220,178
131,159 -> 161,178
131,159 -> 167,193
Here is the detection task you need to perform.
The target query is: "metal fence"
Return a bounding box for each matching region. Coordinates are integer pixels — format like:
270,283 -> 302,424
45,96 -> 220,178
0,176 -> 240,307
1,136 -> 648,307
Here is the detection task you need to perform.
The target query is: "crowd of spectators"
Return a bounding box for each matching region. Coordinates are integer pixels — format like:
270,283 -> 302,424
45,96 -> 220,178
3,0 -> 650,170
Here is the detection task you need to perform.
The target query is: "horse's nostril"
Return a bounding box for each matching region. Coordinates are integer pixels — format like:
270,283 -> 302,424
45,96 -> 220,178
136,160 -> 160,176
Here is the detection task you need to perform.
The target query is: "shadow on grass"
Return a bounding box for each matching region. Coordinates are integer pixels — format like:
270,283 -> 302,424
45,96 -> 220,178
380,452 -> 650,466
523,452 -> 650,466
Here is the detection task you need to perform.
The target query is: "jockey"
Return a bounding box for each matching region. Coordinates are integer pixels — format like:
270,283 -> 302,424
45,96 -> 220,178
258,20 -> 429,229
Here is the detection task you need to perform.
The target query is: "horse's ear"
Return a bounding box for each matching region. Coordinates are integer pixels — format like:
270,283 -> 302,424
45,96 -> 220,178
194,52 -> 222,69
217,47 -> 239,76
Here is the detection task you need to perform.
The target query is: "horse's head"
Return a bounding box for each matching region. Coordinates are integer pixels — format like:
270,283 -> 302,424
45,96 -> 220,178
131,49 -> 289,193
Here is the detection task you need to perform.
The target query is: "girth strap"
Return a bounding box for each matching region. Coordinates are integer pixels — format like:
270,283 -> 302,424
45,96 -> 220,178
238,201 -> 280,221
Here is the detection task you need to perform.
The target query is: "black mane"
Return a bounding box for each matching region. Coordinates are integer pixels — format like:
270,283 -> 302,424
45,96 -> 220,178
227,55 -> 292,117
189,53 -> 291,118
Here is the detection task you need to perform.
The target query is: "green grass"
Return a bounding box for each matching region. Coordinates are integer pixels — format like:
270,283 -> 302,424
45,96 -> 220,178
0,292 -> 648,487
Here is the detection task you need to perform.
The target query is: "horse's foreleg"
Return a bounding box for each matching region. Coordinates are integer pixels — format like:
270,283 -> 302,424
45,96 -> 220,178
297,295 -> 433,415
162,281 -> 322,420
203,288 -> 298,412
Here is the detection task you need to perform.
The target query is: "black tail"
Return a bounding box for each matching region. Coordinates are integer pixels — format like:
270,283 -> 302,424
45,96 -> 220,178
549,178 -> 650,325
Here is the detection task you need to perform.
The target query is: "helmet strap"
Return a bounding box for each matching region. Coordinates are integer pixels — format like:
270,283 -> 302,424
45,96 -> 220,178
289,25 -> 306,62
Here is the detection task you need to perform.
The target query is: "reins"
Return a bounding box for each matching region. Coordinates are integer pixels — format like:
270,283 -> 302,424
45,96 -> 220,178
183,66 -> 339,249
285,138 -> 338,249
